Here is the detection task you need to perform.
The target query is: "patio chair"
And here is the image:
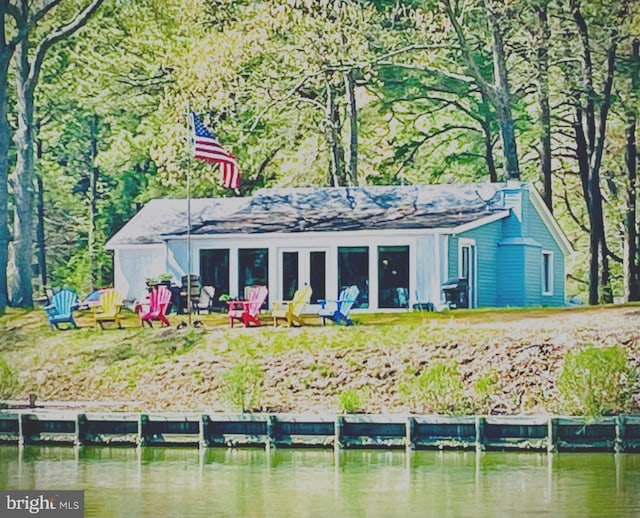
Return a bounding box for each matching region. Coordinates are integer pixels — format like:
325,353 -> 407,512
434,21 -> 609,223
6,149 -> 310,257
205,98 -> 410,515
318,285 -> 359,326
92,288 -> 124,329
135,285 -> 172,327
271,284 -> 312,327
44,288 -> 79,330
193,286 -> 216,314
180,274 -> 201,312
227,285 -> 268,327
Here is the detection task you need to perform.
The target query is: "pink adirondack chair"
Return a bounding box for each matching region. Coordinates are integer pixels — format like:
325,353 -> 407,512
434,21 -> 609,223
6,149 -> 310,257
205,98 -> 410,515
136,285 -> 172,327
227,285 -> 268,328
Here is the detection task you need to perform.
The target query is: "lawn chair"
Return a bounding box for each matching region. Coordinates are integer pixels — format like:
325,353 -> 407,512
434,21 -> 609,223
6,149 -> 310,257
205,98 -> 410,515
193,286 -> 216,314
318,285 -> 359,326
136,285 -> 172,327
227,285 -> 268,327
92,288 -> 124,329
271,284 -> 312,327
44,288 -> 79,330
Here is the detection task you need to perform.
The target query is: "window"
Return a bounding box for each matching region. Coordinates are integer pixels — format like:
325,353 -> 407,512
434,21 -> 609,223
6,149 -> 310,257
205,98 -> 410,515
200,249 -> 229,309
239,248 -> 269,302
542,251 -> 553,295
338,247 -> 369,308
282,252 -> 299,300
378,246 -> 409,309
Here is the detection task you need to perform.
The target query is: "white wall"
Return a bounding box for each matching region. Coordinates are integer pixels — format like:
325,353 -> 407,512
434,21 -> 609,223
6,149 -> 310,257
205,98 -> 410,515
119,229 -> 445,311
113,246 -> 166,301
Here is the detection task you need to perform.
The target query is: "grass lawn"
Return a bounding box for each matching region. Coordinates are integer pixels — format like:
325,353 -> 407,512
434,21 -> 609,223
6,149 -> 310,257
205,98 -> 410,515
0,303 -> 638,416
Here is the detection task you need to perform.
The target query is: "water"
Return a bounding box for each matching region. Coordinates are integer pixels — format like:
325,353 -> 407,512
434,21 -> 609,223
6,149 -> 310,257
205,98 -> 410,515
1,446 -> 639,517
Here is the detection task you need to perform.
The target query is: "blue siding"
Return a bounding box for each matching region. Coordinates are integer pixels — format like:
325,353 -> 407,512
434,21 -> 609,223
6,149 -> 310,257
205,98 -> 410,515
443,185 -> 566,309
448,219 -> 503,307
522,194 -> 565,306
497,240 -> 525,306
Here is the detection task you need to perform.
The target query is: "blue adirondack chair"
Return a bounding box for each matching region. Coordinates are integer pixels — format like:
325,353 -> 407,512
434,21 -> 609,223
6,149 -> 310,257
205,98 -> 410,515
44,288 -> 79,330
318,285 -> 359,326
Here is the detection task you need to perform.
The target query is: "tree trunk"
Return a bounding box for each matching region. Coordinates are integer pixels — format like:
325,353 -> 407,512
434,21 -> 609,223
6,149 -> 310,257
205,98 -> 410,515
480,90 -> 497,182
344,69 -> 358,186
7,0 -> 104,307
325,79 -> 346,186
487,1 -> 520,179
0,69 -> 10,313
89,115 -> 99,288
571,0 -> 619,305
624,39 -> 640,301
9,35 -> 35,307
442,0 -> 520,180
536,2 -> 553,212
0,4 -> 15,314
35,133 -> 47,289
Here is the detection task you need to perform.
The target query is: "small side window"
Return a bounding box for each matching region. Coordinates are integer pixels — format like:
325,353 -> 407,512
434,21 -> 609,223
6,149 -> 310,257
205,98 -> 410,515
542,251 -> 553,295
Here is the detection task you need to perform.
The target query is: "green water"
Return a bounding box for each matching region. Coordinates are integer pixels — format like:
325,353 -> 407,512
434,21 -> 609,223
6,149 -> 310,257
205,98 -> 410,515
1,446 -> 639,517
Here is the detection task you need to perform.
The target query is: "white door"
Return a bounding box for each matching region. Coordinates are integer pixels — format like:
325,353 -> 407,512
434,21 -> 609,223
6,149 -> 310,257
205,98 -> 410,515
279,248 -> 327,306
458,238 -> 477,308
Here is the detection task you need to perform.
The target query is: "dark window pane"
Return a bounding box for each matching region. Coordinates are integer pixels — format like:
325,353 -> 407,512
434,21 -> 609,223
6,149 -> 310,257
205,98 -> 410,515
200,249 -> 229,309
338,247 -> 368,308
282,252 -> 298,300
239,248 -> 269,303
310,251 -> 326,304
378,246 -> 409,309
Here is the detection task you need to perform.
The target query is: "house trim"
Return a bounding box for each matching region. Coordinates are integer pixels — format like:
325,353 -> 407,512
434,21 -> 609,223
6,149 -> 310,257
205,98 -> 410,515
542,250 -> 554,296
528,187 -> 573,256
458,237 -> 477,309
450,211 -> 510,235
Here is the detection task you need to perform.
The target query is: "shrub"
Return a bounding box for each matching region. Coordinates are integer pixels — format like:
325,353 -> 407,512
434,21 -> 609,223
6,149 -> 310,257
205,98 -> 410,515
474,370 -> 499,413
338,388 -> 368,413
399,360 -> 467,415
222,358 -> 264,412
0,356 -> 19,400
557,345 -> 636,418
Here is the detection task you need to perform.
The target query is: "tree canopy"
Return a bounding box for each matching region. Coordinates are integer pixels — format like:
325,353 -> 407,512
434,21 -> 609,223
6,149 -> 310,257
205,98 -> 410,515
1,0 -> 639,308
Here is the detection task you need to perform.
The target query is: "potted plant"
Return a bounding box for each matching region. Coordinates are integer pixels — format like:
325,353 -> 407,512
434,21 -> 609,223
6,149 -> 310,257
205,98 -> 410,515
145,277 -> 159,288
158,273 -> 173,287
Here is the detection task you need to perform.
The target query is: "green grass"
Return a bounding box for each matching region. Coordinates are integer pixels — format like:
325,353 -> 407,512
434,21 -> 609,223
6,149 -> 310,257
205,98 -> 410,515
1,303 -> 638,414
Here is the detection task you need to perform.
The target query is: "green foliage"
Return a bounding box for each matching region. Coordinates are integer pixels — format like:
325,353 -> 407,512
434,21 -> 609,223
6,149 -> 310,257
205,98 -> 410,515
222,358 -> 264,412
557,345 -> 637,418
474,370 -> 499,412
398,360 -> 467,415
0,356 -> 19,400
338,388 -> 369,413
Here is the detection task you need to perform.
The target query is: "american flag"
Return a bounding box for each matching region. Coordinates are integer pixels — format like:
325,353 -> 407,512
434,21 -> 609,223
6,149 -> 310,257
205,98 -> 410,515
191,112 -> 241,189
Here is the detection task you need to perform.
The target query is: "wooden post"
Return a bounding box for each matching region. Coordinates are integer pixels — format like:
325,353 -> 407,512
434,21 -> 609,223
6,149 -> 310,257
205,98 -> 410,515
475,416 -> 485,452
405,416 -> 415,450
137,414 -> 147,447
75,413 -> 85,447
615,415 -> 625,454
18,413 -> 25,446
266,415 -> 276,451
334,416 -> 344,450
547,417 -> 558,453
199,415 -> 208,448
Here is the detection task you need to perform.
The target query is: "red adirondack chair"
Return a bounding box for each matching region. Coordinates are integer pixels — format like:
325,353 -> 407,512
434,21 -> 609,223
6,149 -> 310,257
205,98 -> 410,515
227,285 -> 268,328
136,285 -> 172,327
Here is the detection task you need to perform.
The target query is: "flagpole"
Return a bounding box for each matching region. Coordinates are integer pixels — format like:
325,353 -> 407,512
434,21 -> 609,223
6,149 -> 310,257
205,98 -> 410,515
186,106 -> 193,327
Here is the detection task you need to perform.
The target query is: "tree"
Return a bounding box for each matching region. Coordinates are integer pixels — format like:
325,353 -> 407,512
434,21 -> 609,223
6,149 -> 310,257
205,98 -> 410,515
441,0 -> 521,179
564,0 -> 629,304
8,0 -> 103,307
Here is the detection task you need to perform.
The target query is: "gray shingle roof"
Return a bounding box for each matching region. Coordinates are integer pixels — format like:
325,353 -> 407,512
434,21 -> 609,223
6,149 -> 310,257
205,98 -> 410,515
106,183 -> 510,247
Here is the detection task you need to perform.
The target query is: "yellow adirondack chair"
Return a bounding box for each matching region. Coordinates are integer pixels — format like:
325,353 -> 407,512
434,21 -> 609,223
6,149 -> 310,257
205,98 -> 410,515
271,284 -> 312,327
93,288 -> 124,329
